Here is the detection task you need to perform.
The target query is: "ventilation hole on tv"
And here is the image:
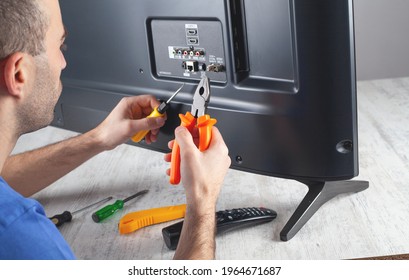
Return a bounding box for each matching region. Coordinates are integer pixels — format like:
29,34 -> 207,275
336,140 -> 353,154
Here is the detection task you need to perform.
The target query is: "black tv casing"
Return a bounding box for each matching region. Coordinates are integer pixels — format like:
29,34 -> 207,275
55,0 -> 371,242
55,0 -> 359,183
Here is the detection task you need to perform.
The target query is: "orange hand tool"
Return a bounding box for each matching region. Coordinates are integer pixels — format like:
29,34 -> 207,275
118,204 -> 186,234
170,75 -> 217,185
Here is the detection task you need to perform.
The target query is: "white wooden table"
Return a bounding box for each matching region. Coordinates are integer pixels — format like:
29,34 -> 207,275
12,77 -> 409,260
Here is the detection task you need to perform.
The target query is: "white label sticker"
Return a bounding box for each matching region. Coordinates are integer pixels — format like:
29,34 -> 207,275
168,46 -> 175,59
185,24 -> 198,29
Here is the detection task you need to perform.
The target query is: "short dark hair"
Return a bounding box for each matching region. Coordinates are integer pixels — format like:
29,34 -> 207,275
0,0 -> 49,60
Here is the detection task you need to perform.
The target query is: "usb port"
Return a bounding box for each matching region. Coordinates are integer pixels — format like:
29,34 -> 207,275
187,37 -> 199,45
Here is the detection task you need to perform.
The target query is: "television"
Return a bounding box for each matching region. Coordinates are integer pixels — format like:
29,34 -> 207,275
53,0 -> 369,241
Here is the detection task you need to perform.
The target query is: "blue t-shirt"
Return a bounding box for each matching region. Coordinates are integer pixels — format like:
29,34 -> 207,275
0,177 -> 75,259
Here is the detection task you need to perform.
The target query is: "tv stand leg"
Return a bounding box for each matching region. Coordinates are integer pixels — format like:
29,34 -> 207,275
280,180 -> 369,241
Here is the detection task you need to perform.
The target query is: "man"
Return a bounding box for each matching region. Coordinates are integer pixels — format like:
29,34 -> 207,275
0,0 -> 230,260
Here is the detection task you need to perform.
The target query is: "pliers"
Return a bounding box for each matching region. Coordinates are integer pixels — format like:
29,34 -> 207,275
170,75 -> 217,185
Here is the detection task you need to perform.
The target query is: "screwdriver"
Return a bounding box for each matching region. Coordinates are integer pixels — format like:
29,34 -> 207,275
131,83 -> 184,142
92,189 -> 149,223
49,196 -> 112,227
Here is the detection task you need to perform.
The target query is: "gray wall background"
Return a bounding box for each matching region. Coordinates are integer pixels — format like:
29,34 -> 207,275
354,0 -> 409,80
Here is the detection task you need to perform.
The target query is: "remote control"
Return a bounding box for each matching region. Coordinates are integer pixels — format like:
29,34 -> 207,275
162,207 -> 277,250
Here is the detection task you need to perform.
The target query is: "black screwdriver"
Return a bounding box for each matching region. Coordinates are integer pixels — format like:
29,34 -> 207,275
92,189 -> 149,222
49,196 -> 113,227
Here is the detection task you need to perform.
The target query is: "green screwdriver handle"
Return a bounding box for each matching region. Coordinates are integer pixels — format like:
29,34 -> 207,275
92,200 -> 124,222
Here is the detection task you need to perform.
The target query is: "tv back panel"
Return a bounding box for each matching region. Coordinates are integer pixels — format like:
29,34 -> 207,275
54,0 -> 368,241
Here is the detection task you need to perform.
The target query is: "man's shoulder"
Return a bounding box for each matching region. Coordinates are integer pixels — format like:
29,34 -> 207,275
0,177 -> 75,260
0,177 -> 45,231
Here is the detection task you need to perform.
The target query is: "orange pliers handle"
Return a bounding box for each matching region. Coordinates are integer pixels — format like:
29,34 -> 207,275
170,112 -> 217,185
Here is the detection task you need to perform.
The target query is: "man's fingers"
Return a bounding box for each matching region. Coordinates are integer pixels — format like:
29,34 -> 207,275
174,126 -> 195,151
208,127 -> 228,152
168,139 -> 175,150
164,152 -> 172,162
132,117 -> 165,133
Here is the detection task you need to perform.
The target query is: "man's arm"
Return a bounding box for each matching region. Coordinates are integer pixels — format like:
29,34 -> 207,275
165,126 -> 231,259
173,208 -> 217,259
3,130 -> 104,197
2,95 -> 165,197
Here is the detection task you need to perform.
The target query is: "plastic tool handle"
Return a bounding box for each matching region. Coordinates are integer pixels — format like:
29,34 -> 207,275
49,211 -> 72,227
118,204 -> 187,234
197,115 -> 217,151
169,112 -> 196,185
131,108 -> 164,142
169,113 -> 216,185
169,141 -> 181,185
92,200 -> 124,223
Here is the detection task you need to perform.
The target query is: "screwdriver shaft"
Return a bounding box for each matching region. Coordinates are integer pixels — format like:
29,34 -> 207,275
71,196 -> 113,215
123,189 -> 149,203
165,83 -> 185,104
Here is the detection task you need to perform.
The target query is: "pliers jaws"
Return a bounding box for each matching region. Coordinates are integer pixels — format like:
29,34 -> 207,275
191,75 -> 211,117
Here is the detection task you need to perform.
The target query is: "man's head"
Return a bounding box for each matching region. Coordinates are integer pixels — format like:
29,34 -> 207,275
0,0 -> 66,135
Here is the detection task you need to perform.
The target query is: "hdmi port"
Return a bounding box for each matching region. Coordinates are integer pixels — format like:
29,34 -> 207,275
187,37 -> 199,45
186,29 -> 198,36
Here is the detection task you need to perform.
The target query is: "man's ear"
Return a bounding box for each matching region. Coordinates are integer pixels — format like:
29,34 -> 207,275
3,52 -> 32,98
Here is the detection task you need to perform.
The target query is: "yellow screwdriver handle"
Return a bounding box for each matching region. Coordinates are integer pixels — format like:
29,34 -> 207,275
118,204 -> 186,234
131,107 -> 164,142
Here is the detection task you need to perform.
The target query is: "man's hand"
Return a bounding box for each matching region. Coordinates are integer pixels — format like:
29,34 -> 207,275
3,95 -> 166,197
169,126 -> 230,211
164,126 -> 231,259
92,95 -> 166,150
